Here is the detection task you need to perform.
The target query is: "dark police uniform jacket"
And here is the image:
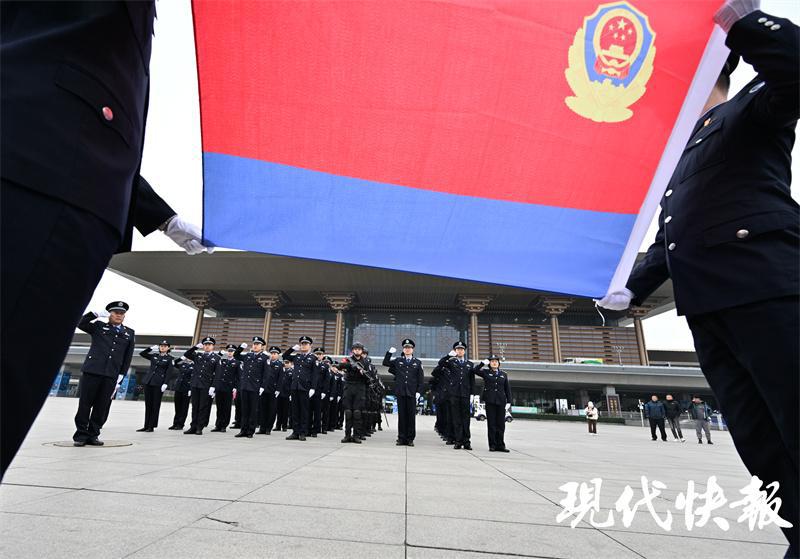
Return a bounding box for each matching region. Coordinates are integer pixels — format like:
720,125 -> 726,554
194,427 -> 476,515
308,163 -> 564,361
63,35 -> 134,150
77,313 -> 134,379
383,352 -> 424,397
214,357 -> 239,392
233,349 -> 266,393
436,355 -> 476,399
171,359 -> 193,394
264,359 -> 284,393
313,360 -> 331,394
0,2 -> 177,252
281,349 -> 318,391
278,367 -> 293,397
139,347 -> 172,386
474,364 -> 512,406
627,11 -> 799,317
183,347 -> 220,390
339,355 -> 372,387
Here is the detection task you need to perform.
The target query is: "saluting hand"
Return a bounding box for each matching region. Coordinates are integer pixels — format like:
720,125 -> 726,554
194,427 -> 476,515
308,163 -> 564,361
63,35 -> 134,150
389,347 -> 396,354
94,310 -> 110,319
714,0 -> 760,33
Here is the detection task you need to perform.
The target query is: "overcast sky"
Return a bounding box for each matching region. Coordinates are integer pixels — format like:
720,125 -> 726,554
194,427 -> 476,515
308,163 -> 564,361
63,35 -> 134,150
83,0 -> 799,351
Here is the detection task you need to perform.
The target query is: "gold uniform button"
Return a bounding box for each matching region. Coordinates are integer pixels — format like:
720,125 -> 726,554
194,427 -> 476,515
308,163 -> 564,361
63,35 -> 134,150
736,229 -> 750,239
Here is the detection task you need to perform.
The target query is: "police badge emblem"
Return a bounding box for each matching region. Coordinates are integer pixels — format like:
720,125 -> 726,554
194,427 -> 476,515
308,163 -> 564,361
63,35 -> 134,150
565,2 -> 656,123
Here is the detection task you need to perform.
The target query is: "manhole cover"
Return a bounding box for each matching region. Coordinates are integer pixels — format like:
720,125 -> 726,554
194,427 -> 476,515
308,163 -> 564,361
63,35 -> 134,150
48,440 -> 134,448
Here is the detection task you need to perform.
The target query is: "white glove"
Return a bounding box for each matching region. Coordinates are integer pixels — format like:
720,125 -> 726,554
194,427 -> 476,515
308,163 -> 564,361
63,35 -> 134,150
448,350 -> 457,357
195,343 -> 203,349
389,347 -> 397,354
330,396 -> 334,401
94,310 -> 110,319
208,387 -> 216,398
714,0 -> 760,33
150,345 -> 159,352
292,344 -> 301,351
232,388 -> 237,399
481,359 -> 490,365
163,215 -> 214,255
415,392 -> 420,400
240,343 -> 248,350
161,383 -> 167,392
275,391 -> 280,398
116,374 -> 124,384
595,288 -> 634,311
337,396 -> 342,402
259,387 -> 265,396
505,403 -> 511,410
309,389 -> 315,397
321,393 -> 326,399
188,390 -> 191,397
110,383 -> 121,400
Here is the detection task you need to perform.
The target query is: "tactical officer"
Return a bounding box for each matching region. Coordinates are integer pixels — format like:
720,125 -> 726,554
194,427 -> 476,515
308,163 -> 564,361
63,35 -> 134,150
320,357 -> 336,434
233,340 -> 266,438
338,342 -> 371,443
474,355 -> 512,452
169,357 -> 193,430
282,336 -> 318,440
137,339 -> 173,432
72,301 -> 135,446
325,361 -> 340,432
257,345 -> 283,435
275,358 -> 293,432
437,341 -> 475,450
384,339 -> 424,446
309,347 -> 329,437
183,337 -> 220,435
210,344 -> 239,432
598,3 -> 799,552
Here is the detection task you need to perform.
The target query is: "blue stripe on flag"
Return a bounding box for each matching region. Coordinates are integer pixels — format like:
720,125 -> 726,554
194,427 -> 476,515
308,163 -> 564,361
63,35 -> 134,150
203,152 -> 636,298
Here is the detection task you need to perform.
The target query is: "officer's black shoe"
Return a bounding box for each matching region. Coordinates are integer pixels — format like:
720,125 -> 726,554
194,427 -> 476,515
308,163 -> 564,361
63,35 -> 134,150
489,447 -> 497,452
168,426 -> 180,430
407,441 -> 414,447
698,439 -> 703,444
286,433 -> 299,440
73,441 -> 86,447
396,440 -> 405,446
707,441 -> 713,445
235,432 -> 247,438
246,434 -> 253,438
310,433 -> 317,438
184,429 -> 195,435
298,435 -> 306,441
210,428 -> 223,432
498,447 -> 510,453
136,427 -> 148,432
446,440 -> 454,445
321,430 -> 327,434
341,436 -> 351,443
144,428 -> 154,432
453,443 -> 462,450
195,430 -> 203,435
463,444 -> 472,450
377,426 -> 382,431
86,438 -> 104,446
351,437 -> 362,444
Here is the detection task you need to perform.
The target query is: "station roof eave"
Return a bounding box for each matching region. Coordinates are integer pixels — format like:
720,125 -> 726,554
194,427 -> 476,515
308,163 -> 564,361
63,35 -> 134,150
108,251 -> 675,318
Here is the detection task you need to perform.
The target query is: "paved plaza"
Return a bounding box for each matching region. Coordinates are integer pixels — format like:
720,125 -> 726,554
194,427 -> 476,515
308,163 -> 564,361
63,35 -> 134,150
0,397 -> 788,558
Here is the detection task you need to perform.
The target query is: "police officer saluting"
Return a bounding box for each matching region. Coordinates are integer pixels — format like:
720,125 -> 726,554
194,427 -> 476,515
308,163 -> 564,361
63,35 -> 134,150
437,341 -> 475,450
257,345 -> 283,435
383,339 -> 424,447
210,344 -> 239,433
168,357 -> 193,430
137,339 -> 173,432
73,301 -> 134,446
474,355 -> 512,452
183,337 -> 220,435
234,338 -> 267,438
282,336 -> 318,441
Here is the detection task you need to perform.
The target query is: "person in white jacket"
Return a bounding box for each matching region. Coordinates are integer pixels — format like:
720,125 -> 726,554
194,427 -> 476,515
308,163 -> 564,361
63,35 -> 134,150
585,402 -> 599,435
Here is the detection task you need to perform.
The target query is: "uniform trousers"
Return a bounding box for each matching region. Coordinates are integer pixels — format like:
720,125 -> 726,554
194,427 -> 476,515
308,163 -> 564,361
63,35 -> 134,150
172,391 -> 190,427
233,391 -> 241,426
275,396 -> 289,430
485,403 -> 506,449
687,296 -> 798,550
309,394 -> 322,434
258,392 -> 278,433
327,398 -> 338,430
142,384 -> 164,429
239,390 -> 259,435
214,390 -> 233,430
396,395 -> 417,443
2,182 -> 120,474
189,391 -> 212,432
290,389 -> 310,436
448,396 -> 471,444
73,372 -> 117,442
